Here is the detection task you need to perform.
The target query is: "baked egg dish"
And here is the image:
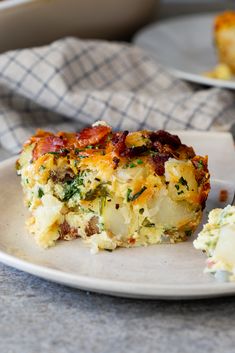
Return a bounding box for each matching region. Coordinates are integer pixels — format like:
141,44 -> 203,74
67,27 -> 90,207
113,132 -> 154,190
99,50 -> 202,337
17,121 -> 210,253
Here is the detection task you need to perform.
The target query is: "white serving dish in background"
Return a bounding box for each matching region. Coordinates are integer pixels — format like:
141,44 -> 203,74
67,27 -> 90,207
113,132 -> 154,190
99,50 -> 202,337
0,0 -> 157,53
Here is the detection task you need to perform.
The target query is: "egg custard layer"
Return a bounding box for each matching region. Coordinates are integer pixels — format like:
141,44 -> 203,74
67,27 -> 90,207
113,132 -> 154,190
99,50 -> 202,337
17,121 -> 210,253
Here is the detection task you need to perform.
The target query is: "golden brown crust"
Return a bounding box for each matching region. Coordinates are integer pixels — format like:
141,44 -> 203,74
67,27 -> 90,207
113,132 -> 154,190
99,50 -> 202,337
214,11 -> 235,32
26,126 -> 209,179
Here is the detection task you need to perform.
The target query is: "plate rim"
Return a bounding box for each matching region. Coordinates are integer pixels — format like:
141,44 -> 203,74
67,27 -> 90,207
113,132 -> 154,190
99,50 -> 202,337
2,247 -> 235,300
134,12 -> 235,90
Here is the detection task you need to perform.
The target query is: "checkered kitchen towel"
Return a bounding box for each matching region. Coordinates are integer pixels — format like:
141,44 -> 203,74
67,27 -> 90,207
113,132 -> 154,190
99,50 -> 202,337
0,37 -> 235,160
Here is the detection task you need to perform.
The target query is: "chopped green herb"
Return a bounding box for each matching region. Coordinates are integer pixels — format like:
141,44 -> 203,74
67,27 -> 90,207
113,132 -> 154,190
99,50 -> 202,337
63,174 -> 84,201
86,145 -> 94,149
38,188 -> 44,198
99,222 -> 105,231
47,151 -> 60,155
136,159 -> 143,165
100,196 -> 107,215
139,208 -> 144,214
27,201 -> 31,208
179,177 -> 189,190
127,186 -> 147,202
129,162 -> 136,168
60,148 -> 69,154
127,188 -> 132,202
85,184 -> 109,201
142,218 -> 155,228
25,178 -> 29,184
88,208 -> 95,213
39,165 -> 46,171
177,190 -> 184,195
198,160 -> 203,169
175,184 -> 180,191
78,155 -> 88,159
75,148 -> 83,154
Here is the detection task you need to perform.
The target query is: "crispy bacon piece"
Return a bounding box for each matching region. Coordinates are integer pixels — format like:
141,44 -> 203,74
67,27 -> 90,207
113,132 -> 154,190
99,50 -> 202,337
24,129 -> 53,147
76,125 -> 111,148
177,144 -> 196,159
112,131 -> 128,155
152,141 -> 175,155
32,136 -> 65,160
150,130 -> 181,148
112,156 -> 120,169
152,153 -> 171,176
219,189 -> 228,203
192,156 -> 209,184
122,145 -> 148,158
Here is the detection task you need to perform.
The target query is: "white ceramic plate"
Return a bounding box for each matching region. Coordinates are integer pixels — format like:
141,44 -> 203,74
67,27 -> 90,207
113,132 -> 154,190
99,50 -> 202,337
1,131 -> 235,299
134,13 -> 235,89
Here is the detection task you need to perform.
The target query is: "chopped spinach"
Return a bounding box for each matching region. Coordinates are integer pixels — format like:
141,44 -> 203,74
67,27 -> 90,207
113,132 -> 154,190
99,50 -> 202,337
63,174 -> 84,201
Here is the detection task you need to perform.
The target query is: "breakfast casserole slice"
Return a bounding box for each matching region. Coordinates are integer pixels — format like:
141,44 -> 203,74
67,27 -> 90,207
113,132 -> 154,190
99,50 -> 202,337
16,121 -> 210,253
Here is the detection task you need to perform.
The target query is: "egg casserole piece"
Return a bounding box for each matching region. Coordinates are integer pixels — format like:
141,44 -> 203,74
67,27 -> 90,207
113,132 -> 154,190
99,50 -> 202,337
214,11 -> 235,76
16,121 -> 210,253
194,205 -> 235,282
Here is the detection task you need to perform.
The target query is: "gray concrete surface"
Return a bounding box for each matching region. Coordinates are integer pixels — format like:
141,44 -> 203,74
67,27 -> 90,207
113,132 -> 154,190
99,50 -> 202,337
1,263 -> 235,353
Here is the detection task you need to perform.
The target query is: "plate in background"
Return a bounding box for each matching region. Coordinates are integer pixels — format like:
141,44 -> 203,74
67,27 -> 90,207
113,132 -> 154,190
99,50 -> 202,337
134,13 -> 235,89
1,131 -> 235,299
0,0 -> 157,53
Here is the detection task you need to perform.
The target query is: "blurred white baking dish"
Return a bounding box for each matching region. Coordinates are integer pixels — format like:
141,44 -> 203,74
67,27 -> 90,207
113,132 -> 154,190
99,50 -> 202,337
0,0 -> 157,53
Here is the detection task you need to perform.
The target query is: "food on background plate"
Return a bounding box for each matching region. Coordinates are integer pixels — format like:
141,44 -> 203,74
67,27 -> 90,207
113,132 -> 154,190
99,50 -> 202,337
16,121 -> 210,253
204,11 -> 235,80
194,205 -> 235,282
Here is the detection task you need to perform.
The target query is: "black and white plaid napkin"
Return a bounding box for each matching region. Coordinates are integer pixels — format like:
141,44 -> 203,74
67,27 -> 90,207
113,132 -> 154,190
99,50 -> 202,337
0,37 -> 235,159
